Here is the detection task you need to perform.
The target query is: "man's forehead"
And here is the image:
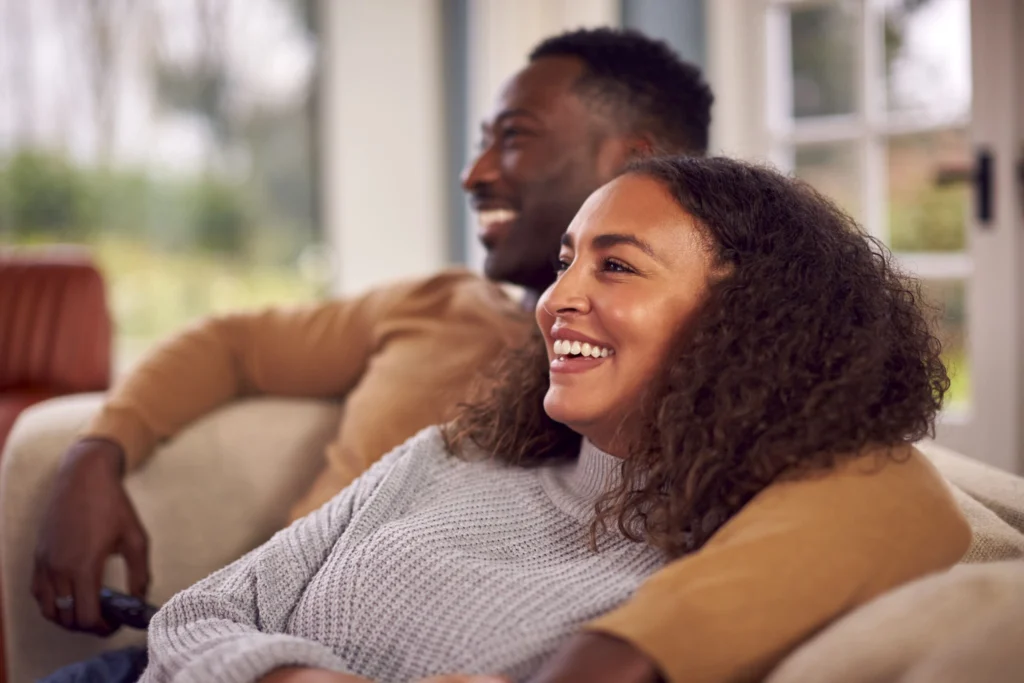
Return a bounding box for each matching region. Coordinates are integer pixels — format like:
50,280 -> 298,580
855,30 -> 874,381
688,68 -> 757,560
489,56 -> 586,121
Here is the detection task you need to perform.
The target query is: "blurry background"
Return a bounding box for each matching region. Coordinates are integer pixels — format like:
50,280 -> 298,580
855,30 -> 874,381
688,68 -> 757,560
1,0 -> 1021,471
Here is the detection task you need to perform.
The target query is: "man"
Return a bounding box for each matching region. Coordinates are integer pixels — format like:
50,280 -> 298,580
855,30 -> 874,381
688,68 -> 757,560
35,27 -> 713,681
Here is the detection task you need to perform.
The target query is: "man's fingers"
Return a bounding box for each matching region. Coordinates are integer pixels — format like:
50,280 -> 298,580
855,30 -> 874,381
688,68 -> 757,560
120,524 -> 151,599
72,570 -> 105,633
31,569 -> 57,623
50,572 -> 77,630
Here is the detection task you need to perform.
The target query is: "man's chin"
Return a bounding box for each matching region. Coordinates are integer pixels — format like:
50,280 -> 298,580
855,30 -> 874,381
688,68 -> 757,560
482,252 -> 519,285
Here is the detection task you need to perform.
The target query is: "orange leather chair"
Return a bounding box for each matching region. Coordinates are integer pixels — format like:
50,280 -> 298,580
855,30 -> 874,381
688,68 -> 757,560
0,249 -> 112,683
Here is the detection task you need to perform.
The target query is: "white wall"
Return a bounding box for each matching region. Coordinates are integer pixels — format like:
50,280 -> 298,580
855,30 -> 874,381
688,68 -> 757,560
320,0 -> 446,296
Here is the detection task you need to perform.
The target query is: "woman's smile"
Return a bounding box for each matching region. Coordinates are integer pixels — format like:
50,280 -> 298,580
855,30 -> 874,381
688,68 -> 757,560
550,328 -> 616,373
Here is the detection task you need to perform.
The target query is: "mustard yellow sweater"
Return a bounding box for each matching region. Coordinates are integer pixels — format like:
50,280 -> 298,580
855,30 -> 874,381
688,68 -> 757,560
86,269 -> 970,683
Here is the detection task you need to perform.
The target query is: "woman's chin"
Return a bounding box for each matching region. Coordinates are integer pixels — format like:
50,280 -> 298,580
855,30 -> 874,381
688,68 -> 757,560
543,394 -> 598,433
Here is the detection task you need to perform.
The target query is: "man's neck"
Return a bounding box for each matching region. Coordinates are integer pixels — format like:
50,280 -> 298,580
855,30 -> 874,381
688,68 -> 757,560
520,288 -> 541,314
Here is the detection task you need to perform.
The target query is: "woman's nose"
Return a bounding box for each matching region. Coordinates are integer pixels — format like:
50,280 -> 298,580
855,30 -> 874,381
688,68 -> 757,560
541,267 -> 591,317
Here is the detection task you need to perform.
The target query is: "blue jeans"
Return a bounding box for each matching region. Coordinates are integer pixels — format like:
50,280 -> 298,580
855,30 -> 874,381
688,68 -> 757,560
38,646 -> 147,683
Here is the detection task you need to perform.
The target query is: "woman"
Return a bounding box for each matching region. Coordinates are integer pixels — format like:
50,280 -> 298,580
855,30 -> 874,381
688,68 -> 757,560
141,157 -> 966,683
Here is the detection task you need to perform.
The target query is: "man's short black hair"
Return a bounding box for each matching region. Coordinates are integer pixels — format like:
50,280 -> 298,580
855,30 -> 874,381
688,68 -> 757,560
530,28 -> 713,155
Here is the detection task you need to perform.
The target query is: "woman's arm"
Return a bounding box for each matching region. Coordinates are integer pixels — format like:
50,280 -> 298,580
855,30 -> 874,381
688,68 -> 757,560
140,444 -> 410,683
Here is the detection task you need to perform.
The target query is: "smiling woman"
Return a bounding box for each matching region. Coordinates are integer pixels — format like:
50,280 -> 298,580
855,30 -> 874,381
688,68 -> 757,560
447,155 -> 951,556
140,156 -> 966,683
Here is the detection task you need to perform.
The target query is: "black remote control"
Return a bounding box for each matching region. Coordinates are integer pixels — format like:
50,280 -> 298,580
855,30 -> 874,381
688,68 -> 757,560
99,587 -> 159,629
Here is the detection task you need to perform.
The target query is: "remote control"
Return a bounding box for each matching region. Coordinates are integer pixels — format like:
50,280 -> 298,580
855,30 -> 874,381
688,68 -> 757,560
99,587 -> 159,629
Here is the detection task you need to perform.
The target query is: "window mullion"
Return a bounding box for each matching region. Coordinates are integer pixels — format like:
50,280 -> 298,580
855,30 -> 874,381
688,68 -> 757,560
861,0 -> 886,242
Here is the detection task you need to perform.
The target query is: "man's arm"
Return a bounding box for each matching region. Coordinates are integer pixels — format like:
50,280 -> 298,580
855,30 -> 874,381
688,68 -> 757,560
575,447 -> 971,683
89,286 -> 410,470
33,281 -> 414,635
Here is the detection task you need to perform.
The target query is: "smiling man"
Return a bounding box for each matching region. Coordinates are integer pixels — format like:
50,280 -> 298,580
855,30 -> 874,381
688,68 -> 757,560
34,27 -> 714,683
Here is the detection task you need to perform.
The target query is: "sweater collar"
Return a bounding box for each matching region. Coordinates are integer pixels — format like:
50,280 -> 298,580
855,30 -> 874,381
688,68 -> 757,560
539,439 -> 624,524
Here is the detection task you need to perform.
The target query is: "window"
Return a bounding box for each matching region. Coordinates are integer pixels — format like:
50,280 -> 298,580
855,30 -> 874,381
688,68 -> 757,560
765,0 -> 972,409
0,0 -> 326,370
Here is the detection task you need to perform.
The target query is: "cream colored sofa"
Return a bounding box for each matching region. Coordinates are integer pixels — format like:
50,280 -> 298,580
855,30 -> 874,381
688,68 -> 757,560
2,394 -> 1023,683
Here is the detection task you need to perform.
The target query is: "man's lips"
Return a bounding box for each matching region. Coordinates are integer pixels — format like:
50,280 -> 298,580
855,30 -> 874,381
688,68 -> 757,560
475,208 -> 518,247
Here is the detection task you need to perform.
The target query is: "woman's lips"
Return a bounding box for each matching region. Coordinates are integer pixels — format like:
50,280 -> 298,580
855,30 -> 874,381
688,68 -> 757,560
549,354 -> 609,374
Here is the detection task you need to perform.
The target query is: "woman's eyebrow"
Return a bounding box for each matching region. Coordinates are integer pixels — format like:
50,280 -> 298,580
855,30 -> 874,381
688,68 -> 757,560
591,233 -> 664,263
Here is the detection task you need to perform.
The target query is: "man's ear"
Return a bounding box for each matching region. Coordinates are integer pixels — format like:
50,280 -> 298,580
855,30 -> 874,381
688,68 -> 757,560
595,134 -> 656,180
626,134 -> 656,160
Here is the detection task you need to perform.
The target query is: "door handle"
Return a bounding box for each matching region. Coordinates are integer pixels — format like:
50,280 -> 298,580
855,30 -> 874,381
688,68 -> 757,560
935,148 -> 994,226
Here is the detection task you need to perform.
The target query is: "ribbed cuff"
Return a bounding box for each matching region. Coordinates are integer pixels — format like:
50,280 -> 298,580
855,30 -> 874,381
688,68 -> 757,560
82,405 -> 159,472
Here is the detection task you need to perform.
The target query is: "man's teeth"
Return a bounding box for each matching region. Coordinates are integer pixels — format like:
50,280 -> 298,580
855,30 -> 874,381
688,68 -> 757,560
477,209 -> 518,227
553,339 -> 612,358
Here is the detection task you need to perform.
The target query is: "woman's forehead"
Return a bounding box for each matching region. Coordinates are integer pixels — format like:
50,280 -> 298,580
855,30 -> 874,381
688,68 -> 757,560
565,175 -> 708,263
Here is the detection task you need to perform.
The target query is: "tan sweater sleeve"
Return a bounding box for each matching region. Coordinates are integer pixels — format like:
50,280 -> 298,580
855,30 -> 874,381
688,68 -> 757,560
84,282 -> 415,471
586,447 -> 971,683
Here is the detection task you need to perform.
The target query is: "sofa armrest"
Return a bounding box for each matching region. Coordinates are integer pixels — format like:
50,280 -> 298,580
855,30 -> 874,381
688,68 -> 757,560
0,394 -> 341,683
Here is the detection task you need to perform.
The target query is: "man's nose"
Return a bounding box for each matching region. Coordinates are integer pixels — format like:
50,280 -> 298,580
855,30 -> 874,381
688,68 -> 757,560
461,145 -> 500,192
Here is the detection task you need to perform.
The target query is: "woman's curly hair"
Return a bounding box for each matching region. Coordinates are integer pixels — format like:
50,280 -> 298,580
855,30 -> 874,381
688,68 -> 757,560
445,155 -> 949,558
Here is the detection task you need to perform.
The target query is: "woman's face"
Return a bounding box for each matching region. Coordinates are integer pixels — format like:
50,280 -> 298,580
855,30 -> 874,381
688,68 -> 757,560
537,173 -> 715,454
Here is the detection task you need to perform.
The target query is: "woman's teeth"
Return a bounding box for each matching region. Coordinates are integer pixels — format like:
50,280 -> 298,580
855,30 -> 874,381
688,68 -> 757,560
553,339 -> 612,358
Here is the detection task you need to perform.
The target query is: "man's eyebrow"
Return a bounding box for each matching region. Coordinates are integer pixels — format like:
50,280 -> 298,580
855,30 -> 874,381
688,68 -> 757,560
492,108 -> 543,127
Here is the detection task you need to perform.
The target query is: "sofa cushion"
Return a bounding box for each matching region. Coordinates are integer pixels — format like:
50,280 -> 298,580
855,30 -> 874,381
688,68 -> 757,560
899,582 -> 1024,683
765,561 -> 1024,683
0,391 -> 60,454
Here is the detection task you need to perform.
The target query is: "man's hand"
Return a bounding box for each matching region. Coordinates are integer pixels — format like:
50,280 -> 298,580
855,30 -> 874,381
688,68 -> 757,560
527,632 -> 661,683
32,438 -> 150,635
260,669 -> 507,683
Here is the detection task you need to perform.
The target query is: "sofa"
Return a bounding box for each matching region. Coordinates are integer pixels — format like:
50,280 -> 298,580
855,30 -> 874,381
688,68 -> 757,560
0,251 -> 112,683
0,250 -> 111,453
2,395 -> 1023,683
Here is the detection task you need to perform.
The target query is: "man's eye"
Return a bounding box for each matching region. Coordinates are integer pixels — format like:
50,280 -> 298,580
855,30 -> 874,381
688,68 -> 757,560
500,128 -> 526,145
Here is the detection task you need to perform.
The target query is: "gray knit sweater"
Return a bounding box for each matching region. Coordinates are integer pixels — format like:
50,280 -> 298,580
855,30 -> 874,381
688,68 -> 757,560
141,427 -> 666,683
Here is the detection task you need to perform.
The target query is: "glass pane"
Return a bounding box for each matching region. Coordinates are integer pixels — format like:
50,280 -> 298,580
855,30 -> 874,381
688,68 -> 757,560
887,129 -> 969,252
794,143 -> 862,221
884,0 -> 971,117
0,0 -> 324,370
919,278 -> 970,410
790,3 -> 859,118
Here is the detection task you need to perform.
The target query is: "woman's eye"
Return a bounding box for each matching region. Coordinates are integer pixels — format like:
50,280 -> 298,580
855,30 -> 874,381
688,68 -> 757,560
555,258 -> 571,273
603,258 -> 635,274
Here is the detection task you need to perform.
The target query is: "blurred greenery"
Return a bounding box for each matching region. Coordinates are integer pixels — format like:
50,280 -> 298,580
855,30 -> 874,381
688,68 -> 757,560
0,150 -> 319,261
0,150 -> 323,369
946,351 -> 970,410
889,185 -> 966,251
93,238 -> 319,368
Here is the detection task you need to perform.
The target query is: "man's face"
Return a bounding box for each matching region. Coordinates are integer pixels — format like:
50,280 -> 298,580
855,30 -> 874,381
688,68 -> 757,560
461,56 -> 628,293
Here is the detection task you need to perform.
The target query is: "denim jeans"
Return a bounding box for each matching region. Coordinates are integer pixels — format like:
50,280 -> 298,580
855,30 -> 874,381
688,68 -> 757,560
38,646 -> 148,683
